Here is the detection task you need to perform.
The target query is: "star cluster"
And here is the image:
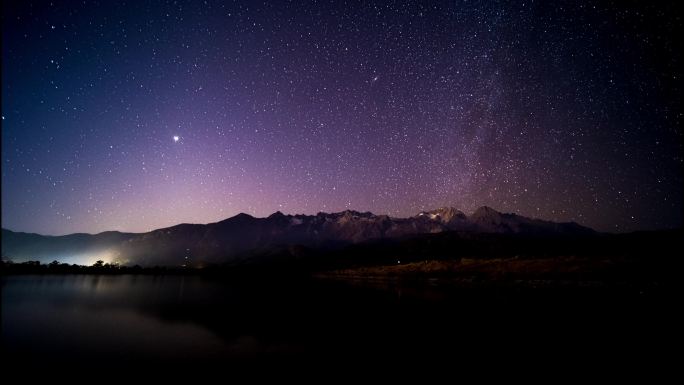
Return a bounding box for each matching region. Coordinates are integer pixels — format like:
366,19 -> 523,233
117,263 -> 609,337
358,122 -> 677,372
2,0 -> 682,234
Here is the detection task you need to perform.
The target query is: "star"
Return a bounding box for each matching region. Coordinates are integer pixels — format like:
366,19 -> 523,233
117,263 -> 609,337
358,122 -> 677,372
1,0 -> 678,235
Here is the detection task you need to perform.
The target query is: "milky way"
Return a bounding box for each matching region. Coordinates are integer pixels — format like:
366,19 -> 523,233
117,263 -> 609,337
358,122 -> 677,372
2,0 -> 682,234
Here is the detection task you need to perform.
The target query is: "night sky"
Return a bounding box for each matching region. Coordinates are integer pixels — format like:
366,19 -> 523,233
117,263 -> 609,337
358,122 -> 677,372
2,0 -> 682,235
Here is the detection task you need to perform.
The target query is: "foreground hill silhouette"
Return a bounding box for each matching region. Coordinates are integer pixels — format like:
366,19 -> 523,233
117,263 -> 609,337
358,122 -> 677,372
2,206 -> 595,267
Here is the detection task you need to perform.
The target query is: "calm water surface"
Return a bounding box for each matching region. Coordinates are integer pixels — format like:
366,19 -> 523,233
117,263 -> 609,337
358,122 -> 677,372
1,274 -> 673,372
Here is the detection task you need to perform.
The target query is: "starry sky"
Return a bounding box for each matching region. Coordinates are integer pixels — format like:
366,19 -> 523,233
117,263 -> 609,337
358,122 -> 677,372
2,0 -> 682,235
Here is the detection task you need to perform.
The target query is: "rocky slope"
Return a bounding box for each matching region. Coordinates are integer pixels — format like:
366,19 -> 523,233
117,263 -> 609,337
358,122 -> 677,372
2,206 -> 594,266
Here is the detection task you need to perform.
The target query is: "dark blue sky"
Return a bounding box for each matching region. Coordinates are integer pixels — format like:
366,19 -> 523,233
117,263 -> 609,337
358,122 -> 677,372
2,0 -> 682,234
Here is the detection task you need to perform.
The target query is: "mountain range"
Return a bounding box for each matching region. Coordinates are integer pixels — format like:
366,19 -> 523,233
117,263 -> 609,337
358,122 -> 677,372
1,206 -> 594,266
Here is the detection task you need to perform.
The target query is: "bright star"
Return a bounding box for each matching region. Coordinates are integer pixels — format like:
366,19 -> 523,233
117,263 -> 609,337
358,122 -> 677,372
173,135 -> 179,142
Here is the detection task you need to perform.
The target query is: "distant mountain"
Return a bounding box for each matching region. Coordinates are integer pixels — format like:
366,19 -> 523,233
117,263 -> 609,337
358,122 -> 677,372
0,229 -> 135,265
1,206 -> 595,266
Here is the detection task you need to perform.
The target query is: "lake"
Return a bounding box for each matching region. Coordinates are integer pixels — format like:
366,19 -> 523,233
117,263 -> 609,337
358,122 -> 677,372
1,274 -> 675,374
